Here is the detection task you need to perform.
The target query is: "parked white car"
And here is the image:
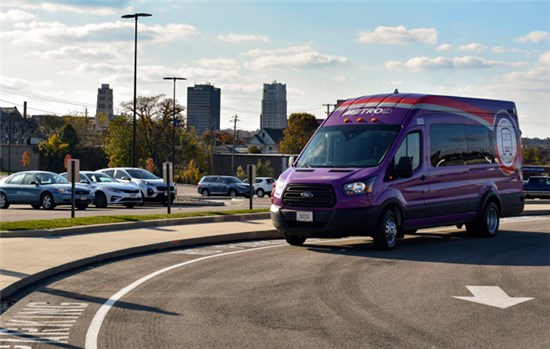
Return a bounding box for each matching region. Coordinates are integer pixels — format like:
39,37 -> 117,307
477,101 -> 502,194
97,167 -> 176,205
244,177 -> 276,198
61,171 -> 142,208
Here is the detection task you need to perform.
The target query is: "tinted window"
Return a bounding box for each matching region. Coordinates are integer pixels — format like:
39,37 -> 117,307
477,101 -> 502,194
113,170 -> 127,180
126,169 -> 158,179
394,132 -> 421,170
430,125 -> 466,167
465,125 -> 495,164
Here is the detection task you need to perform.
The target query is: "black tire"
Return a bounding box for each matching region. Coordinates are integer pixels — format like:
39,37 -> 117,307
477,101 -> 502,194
76,203 -> 88,210
373,209 -> 399,250
228,189 -> 237,198
256,188 -> 265,198
466,202 -> 499,238
41,192 -> 56,210
124,203 -> 136,208
31,204 -> 41,209
201,189 -> 210,197
284,233 -> 306,246
94,191 -> 108,208
0,192 -> 10,209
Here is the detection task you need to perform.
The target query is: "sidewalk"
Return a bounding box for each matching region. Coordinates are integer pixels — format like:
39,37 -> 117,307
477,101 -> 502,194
1,203 -> 548,303
0,213 -> 278,301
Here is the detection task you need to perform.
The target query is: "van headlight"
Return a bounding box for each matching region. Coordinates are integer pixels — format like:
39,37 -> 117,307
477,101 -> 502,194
343,177 -> 376,196
273,179 -> 285,198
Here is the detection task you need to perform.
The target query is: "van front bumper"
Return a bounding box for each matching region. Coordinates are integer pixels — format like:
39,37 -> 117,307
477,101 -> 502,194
270,204 -> 382,238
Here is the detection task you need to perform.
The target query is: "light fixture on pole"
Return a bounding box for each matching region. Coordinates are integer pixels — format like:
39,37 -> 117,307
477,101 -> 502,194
121,12 -> 152,167
163,77 -> 186,169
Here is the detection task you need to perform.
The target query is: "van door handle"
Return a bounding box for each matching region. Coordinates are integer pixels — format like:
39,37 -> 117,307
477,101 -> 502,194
420,175 -> 427,181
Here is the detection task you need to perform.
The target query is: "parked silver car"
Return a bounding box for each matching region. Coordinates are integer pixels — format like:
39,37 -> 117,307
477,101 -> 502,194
97,167 -> 176,205
61,171 -> 142,208
244,177 -> 276,198
197,175 -> 251,197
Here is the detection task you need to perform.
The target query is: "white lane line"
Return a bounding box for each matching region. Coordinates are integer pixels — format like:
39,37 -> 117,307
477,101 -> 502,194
84,244 -> 283,349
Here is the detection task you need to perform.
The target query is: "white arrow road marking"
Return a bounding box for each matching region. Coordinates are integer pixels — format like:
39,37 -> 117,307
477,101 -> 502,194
453,286 -> 534,309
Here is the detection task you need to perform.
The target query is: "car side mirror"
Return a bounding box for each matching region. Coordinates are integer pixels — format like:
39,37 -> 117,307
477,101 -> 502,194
121,176 -> 131,181
80,179 -> 90,184
30,180 -> 39,186
397,156 -> 413,178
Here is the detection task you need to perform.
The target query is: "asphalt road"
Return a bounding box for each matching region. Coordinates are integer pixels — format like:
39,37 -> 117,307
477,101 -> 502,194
1,216 -> 548,348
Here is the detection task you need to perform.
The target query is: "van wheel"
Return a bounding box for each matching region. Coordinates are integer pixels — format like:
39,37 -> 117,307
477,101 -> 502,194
284,233 -> 306,246
466,202 -> 499,238
373,209 -> 399,250
256,188 -> 265,198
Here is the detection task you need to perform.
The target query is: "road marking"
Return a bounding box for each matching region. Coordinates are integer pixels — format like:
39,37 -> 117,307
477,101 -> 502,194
453,286 -> 534,309
0,302 -> 87,348
84,244 -> 284,349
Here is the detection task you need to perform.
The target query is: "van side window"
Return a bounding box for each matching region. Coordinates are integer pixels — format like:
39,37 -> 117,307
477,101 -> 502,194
464,125 -> 495,164
430,125 -> 466,167
394,132 -> 421,170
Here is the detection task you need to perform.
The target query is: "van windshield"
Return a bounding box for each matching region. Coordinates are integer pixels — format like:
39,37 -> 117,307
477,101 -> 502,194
297,125 -> 400,168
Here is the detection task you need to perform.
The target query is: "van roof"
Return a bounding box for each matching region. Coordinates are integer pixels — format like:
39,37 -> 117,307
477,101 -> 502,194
327,93 -> 517,127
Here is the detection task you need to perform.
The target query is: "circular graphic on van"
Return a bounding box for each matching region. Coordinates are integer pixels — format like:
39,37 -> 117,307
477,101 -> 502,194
494,115 -> 518,175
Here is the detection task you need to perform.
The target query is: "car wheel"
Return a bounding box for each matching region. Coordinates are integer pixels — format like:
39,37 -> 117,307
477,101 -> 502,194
284,233 -> 306,246
41,193 -> 56,210
256,188 -> 265,198
95,191 -> 108,208
76,203 -> 88,210
228,189 -> 237,198
138,191 -> 145,206
31,204 -> 41,209
466,201 -> 499,238
373,208 -> 399,250
0,192 -> 10,209
201,189 -> 210,197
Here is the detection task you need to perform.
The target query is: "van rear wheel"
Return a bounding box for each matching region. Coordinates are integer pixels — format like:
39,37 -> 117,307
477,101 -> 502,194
284,233 -> 306,246
466,202 -> 499,238
373,209 -> 399,250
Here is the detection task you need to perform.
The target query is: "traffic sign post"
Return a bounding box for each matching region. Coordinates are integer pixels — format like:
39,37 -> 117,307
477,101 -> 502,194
68,159 -> 80,218
163,162 -> 173,214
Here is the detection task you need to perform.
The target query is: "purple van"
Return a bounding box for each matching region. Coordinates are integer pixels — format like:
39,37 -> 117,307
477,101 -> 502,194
270,93 -> 524,249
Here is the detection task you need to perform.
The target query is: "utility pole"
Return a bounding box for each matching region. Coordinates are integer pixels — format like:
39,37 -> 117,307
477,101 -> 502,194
322,103 -> 336,117
230,114 -> 240,174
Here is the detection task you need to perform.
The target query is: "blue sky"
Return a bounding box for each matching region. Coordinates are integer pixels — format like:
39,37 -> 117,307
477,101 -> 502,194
1,0 -> 549,138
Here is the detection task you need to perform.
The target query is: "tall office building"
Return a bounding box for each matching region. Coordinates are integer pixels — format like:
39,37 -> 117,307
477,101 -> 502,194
95,83 -> 114,130
260,81 -> 287,129
187,83 -> 221,136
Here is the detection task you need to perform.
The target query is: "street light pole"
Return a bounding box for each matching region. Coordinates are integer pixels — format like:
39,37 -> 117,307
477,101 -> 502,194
122,12 -> 152,168
163,77 -> 186,169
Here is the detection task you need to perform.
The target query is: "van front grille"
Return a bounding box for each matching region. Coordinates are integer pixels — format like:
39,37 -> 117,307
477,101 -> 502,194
282,184 -> 336,208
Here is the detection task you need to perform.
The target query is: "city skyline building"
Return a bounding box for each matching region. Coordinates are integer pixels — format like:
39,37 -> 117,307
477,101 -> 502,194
260,81 -> 287,130
95,83 -> 114,130
187,83 -> 221,136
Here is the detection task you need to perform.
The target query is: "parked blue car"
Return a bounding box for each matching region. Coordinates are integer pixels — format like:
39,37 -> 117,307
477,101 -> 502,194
0,171 -> 93,210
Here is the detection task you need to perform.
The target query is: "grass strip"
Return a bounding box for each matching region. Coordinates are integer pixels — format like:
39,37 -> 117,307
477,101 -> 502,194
0,209 -> 269,231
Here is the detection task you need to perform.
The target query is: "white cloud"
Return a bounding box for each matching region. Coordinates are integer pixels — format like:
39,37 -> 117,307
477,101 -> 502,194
457,43 -> 488,52
0,9 -> 36,22
491,46 -> 518,54
356,25 -> 437,45
539,51 -> 550,65
385,55 -> 524,71
436,43 -> 451,52
2,1 -> 126,16
243,44 -> 348,70
198,58 -> 240,70
217,33 -> 269,43
27,45 -> 121,60
516,30 -> 549,43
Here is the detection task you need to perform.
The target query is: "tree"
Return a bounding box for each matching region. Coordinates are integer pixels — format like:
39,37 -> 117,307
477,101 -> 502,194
256,159 -> 274,177
59,123 -> 80,157
179,159 -> 204,184
38,134 -> 69,172
248,145 -> 262,154
280,112 -> 318,154
20,150 -> 31,168
145,158 -> 156,173
235,165 -> 246,180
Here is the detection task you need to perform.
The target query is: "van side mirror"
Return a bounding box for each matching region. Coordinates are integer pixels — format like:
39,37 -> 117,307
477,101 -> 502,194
397,156 -> 413,178
288,156 -> 295,168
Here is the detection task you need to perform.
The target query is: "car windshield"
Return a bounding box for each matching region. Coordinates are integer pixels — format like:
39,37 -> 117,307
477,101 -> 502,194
297,124 -> 400,168
126,169 -> 159,179
88,173 -> 117,183
36,173 -> 69,184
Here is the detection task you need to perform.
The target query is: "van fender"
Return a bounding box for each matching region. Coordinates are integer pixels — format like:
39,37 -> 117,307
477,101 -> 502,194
476,185 -> 502,218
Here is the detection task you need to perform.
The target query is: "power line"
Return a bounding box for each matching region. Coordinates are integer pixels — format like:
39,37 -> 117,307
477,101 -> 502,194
1,84 -> 95,108
0,98 -> 61,115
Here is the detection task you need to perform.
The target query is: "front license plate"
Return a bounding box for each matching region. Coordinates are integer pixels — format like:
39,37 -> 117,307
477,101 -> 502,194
296,211 -> 313,222
80,196 -> 87,201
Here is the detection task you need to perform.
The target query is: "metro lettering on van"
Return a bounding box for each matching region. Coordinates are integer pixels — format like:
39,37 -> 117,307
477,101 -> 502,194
271,92 -> 524,250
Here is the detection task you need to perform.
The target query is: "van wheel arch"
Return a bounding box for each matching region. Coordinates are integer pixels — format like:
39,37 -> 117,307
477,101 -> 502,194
378,200 -> 405,238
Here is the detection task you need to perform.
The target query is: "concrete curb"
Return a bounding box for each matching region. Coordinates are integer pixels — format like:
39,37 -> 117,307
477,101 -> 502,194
1,228 -> 281,301
0,212 -> 271,238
